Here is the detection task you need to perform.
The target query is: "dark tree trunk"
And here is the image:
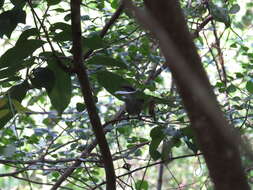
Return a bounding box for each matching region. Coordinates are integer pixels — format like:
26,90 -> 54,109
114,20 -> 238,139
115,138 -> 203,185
142,0 -> 249,189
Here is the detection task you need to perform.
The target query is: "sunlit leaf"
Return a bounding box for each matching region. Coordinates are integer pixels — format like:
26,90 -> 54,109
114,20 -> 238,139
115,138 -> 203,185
12,99 -> 33,113
135,180 -> 149,190
111,0 -> 119,9
246,81 -> 253,93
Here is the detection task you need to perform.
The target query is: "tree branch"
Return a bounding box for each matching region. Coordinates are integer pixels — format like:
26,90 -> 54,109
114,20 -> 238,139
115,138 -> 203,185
51,1 -> 116,189
124,0 -> 250,189
92,153 -> 202,189
83,2 -> 125,60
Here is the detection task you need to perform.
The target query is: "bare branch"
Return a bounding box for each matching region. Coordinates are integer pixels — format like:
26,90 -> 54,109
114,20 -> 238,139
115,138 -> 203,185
51,1 -> 117,189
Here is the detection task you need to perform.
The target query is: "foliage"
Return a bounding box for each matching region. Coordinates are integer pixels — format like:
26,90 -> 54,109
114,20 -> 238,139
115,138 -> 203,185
0,0 -> 252,189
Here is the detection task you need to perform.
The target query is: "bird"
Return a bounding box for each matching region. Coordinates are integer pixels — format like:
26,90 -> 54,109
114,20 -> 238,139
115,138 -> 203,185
115,85 -> 145,116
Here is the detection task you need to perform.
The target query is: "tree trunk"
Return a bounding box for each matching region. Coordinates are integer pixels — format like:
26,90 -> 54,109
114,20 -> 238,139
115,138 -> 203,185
142,0 -> 249,189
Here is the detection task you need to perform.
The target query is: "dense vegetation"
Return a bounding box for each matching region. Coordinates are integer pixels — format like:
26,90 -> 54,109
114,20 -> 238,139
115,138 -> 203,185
0,0 -> 252,189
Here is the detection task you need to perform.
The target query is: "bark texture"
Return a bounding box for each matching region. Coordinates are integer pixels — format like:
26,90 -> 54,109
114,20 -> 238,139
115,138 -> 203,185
143,0 -> 249,189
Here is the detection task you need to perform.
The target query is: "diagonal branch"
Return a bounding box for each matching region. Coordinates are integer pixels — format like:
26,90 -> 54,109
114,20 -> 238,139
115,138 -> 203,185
70,0 -> 116,189
50,3 -> 124,190
51,1 -> 117,190
27,0 -> 71,74
83,2 -> 125,60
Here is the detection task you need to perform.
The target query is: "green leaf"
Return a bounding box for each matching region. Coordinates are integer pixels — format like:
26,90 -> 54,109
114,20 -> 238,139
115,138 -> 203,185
0,81 -> 30,129
96,0 -> 104,10
149,143 -> 161,160
64,13 -> 71,21
50,22 -> 71,32
52,8 -> 66,13
180,127 -> 199,153
16,28 -> 39,46
135,180 -> 148,190
3,144 -> 16,157
83,34 -> 105,50
0,76 -> 22,85
52,171 -> 60,178
230,43 -> 237,48
180,127 -> 194,138
0,0 -> 4,8
9,7 -> 26,24
0,39 -> 45,69
0,109 -> 10,119
246,81 -> 253,93
241,45 -> 249,52
184,137 -> 198,154
235,72 -> 243,78
50,22 -> 72,42
0,59 -> 35,81
150,126 -> 165,139
0,69 -> 19,80
87,55 -> 127,69
46,58 -> 72,114
12,99 -> 33,113
117,125 -> 132,136
26,134 -> 39,144
31,67 -> 55,91
149,126 -> 165,160
229,4 -> 240,14
76,103 -> 86,112
96,70 -> 131,100
8,80 -> 30,101
0,98 -> 8,108
54,31 -> 72,42
111,0 -> 119,9
185,5 -> 206,18
209,2 -> 230,27
227,84 -> 237,93
0,8 -> 26,38
81,15 -> 90,21
152,96 -> 175,106
46,0 -> 61,6
10,0 -> 26,8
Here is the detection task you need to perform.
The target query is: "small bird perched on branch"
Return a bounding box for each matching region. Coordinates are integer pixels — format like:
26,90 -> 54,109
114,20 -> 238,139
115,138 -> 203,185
115,85 -> 145,116
115,85 -> 174,120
